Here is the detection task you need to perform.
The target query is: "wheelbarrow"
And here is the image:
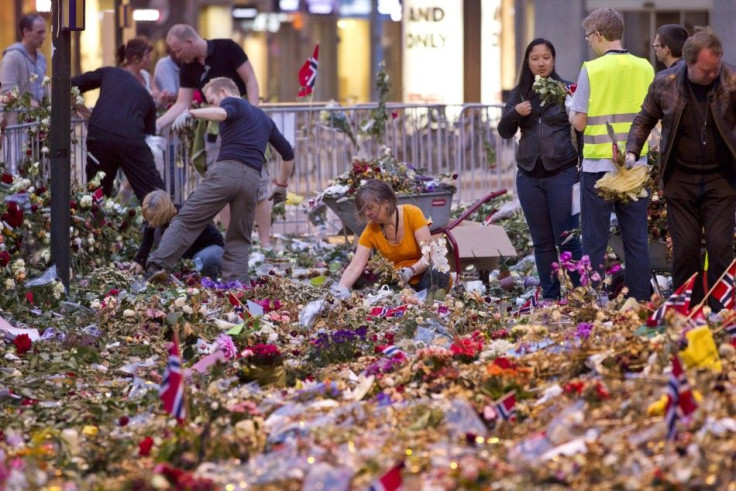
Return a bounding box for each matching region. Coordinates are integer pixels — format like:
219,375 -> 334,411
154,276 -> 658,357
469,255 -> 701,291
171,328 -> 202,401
322,189 -> 455,237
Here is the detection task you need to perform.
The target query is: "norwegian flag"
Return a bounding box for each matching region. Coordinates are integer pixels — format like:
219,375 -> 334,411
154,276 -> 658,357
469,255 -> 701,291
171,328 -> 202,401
647,273 -> 697,326
381,344 -> 407,361
685,305 -> 708,332
369,305 -> 407,319
712,260 -> 736,309
369,461 -> 404,491
665,355 -> 698,441
516,287 -> 540,315
495,391 -> 517,422
227,292 -> 251,320
160,337 -> 186,424
92,187 -> 105,205
297,44 -> 319,97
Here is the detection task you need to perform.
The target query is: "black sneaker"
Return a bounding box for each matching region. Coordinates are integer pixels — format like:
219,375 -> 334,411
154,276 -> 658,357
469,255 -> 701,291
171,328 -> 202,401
143,264 -> 169,283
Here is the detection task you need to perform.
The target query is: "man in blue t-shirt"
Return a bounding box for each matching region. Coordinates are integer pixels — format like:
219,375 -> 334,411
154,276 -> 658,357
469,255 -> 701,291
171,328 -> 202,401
145,77 -> 294,284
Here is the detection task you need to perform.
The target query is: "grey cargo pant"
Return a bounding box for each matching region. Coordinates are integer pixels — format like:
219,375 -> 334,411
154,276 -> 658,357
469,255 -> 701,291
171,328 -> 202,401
148,160 -> 259,283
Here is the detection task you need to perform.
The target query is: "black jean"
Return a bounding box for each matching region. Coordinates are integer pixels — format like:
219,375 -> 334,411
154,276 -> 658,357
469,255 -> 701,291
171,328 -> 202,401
86,128 -> 165,203
664,167 -> 736,307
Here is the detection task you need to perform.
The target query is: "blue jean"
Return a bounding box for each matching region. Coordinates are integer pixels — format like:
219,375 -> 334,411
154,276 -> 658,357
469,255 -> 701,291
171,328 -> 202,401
414,268 -> 450,292
517,166 -> 583,299
192,244 -> 224,279
581,171 -> 651,300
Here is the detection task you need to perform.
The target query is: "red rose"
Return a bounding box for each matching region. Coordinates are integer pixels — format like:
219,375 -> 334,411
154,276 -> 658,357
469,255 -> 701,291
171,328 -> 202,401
0,251 -> 10,267
0,173 -> 12,185
1,201 -> 23,228
119,416 -> 130,426
35,186 -> 47,194
13,334 -> 32,355
138,436 -> 154,456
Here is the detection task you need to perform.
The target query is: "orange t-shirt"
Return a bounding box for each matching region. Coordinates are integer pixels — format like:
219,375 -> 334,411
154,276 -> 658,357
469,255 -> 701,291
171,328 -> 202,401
358,204 -> 428,281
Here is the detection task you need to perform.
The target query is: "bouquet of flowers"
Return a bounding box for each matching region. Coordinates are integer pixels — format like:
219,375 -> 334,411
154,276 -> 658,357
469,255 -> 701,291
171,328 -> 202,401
594,124 -> 650,202
240,344 -> 286,387
532,75 -> 569,106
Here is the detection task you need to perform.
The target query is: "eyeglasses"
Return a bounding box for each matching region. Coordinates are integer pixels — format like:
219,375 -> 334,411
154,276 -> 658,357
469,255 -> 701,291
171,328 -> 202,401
651,44 -> 663,48
584,31 -> 598,40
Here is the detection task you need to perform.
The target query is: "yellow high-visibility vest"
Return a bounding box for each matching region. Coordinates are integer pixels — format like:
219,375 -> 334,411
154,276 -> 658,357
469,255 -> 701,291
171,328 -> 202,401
582,53 -> 654,160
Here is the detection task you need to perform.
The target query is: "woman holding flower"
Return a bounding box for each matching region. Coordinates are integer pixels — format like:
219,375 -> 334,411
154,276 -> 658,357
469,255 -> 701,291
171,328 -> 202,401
497,38 -> 582,300
331,179 -> 450,298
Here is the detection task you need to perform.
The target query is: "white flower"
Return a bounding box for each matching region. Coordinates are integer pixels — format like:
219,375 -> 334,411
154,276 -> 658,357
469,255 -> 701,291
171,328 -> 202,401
79,195 -> 92,208
41,146 -> 49,155
52,281 -> 65,299
123,309 -> 136,318
174,296 -> 187,308
42,76 -> 51,86
10,178 -> 31,192
87,235 -> 95,246
29,73 -> 38,82
4,278 -> 16,289
182,305 -> 193,315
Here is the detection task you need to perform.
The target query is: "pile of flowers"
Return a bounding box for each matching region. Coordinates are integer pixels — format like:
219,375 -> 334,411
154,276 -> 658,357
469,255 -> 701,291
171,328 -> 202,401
323,147 -> 457,198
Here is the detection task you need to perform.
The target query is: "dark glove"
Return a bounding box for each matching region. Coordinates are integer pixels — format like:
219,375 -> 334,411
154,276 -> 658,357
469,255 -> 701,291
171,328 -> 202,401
269,184 -> 288,204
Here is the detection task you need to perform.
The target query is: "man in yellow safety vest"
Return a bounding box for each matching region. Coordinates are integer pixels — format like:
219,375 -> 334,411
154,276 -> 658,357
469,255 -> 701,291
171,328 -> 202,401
568,8 -> 654,301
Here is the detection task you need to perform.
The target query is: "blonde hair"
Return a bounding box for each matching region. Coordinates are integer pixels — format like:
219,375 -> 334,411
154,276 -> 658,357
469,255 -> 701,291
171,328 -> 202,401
582,8 -> 624,41
142,190 -> 177,227
202,77 -> 239,97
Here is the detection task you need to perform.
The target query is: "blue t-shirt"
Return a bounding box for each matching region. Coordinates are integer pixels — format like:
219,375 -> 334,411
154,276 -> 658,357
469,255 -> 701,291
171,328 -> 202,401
218,97 -> 294,170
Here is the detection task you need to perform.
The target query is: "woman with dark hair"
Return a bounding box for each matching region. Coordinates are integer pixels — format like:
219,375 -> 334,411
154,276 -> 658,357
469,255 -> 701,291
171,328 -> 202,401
328,179 -> 450,299
497,38 -> 582,300
116,37 -> 154,93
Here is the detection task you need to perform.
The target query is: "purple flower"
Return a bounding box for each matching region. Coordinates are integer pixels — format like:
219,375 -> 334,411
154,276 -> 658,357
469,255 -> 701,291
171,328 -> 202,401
575,322 -> 594,340
606,264 -> 622,275
559,251 -> 572,263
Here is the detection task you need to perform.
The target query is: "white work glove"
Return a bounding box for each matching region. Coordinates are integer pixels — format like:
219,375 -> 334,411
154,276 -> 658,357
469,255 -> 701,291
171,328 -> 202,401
624,152 -> 637,169
329,283 -> 351,300
172,110 -> 191,131
398,267 -> 415,284
269,184 -> 288,205
564,94 -> 574,114
299,299 -> 327,327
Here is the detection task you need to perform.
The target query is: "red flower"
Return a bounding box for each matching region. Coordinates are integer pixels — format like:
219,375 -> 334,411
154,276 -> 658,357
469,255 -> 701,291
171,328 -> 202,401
13,334 -> 32,355
119,416 -> 130,426
0,173 -> 12,185
1,201 -> 23,228
492,357 -> 515,369
138,436 -> 154,456
0,251 -> 10,267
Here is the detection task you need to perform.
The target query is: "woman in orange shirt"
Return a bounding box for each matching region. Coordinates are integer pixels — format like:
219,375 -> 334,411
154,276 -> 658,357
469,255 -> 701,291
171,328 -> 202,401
330,179 -> 450,298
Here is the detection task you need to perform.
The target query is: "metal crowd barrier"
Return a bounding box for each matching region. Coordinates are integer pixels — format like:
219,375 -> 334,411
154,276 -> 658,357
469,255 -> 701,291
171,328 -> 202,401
1,103 -> 517,236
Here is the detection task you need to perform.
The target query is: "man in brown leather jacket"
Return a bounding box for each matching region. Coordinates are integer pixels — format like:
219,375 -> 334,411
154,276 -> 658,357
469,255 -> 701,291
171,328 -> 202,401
626,28 -> 736,308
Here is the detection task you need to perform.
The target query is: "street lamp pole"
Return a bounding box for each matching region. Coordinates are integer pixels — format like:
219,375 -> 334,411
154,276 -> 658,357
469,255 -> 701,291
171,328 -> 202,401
49,0 -> 77,292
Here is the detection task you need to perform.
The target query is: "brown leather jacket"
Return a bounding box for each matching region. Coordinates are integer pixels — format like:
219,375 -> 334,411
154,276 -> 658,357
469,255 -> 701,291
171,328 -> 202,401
626,61 -> 736,185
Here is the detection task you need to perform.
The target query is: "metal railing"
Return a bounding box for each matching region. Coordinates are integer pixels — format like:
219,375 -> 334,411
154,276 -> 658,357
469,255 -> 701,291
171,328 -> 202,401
1,103 -> 517,235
